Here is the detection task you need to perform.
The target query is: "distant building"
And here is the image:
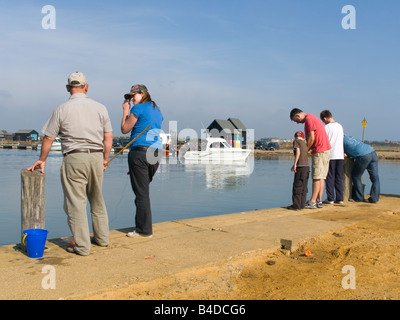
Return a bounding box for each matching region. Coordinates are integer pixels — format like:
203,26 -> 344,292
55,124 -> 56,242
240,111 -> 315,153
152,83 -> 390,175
13,130 -> 39,142
0,130 -> 13,141
206,118 -> 247,148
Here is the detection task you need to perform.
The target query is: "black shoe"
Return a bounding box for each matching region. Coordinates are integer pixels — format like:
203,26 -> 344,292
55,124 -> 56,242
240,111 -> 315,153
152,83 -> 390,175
286,205 -> 300,211
349,198 -> 368,203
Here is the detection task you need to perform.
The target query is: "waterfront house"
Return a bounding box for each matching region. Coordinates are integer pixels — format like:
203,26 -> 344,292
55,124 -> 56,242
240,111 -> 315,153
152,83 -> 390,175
0,130 -> 13,142
206,118 -> 248,148
13,130 -> 39,142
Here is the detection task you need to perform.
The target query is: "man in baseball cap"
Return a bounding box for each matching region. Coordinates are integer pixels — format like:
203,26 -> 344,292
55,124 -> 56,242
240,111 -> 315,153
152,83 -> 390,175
28,71 -> 113,256
67,72 -> 87,87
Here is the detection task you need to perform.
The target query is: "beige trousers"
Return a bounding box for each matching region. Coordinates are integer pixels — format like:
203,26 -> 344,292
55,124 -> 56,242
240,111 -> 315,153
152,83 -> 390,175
61,152 -> 109,255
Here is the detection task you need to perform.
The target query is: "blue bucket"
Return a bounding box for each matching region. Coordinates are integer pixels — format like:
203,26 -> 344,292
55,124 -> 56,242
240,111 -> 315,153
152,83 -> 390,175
23,229 -> 48,258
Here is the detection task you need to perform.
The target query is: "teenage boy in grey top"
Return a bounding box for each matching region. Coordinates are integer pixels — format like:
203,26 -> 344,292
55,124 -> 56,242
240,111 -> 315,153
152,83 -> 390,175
27,72 -> 113,256
290,131 -> 310,210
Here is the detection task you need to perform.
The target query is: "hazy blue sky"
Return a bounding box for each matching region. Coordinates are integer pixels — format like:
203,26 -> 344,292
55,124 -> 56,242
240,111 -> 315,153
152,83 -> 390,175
0,0 -> 399,141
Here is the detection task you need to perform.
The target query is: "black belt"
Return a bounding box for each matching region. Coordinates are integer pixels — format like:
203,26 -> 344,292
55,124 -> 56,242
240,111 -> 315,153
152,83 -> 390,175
131,146 -> 151,152
64,149 -> 103,156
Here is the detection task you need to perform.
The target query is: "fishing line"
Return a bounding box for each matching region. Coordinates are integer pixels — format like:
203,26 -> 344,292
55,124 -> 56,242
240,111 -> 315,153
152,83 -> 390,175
109,171 -> 130,225
105,125 -> 149,225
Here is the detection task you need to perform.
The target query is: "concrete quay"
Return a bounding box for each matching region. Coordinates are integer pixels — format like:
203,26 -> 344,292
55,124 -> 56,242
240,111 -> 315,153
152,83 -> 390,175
1,195 -> 399,300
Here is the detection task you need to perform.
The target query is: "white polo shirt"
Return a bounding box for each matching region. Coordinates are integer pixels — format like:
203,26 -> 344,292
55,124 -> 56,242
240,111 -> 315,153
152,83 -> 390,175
42,93 -> 112,154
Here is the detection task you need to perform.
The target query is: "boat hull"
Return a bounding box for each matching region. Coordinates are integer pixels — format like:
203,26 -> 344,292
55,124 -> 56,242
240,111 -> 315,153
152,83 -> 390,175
37,138 -> 62,152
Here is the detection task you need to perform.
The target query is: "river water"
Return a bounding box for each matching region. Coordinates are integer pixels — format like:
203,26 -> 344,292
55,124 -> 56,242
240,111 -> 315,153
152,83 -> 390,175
1,149 -> 399,245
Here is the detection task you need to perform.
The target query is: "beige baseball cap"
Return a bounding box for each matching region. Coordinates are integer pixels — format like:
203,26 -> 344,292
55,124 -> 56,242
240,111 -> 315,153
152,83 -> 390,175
67,72 -> 87,87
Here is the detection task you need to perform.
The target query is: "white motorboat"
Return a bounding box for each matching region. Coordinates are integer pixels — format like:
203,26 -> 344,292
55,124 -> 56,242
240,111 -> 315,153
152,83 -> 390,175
183,137 -> 251,163
37,137 -> 62,151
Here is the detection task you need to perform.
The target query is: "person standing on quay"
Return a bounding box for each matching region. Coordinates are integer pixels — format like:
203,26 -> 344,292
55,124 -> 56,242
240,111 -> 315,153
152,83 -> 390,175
121,84 -> 163,238
320,110 -> 344,204
290,108 -> 331,209
343,135 -> 380,203
289,131 -> 310,210
27,72 -> 113,255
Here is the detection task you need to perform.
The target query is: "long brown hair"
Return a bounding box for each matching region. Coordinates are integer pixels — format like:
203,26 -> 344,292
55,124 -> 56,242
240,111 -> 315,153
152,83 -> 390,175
139,92 -> 158,109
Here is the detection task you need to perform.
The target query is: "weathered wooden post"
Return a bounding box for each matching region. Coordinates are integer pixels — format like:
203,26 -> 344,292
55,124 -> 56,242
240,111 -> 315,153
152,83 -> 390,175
20,170 -> 45,251
343,157 -> 354,201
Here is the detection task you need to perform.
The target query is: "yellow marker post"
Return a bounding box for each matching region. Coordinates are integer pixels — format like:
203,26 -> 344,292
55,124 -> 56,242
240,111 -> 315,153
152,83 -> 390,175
361,117 -> 367,142
361,118 -> 367,185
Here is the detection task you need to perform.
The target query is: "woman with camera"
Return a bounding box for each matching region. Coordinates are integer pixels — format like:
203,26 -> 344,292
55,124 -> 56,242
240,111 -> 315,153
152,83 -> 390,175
121,84 -> 164,238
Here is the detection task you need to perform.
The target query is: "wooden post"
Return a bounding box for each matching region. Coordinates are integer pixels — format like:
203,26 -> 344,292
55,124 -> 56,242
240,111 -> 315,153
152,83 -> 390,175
20,170 -> 45,251
343,157 -> 354,201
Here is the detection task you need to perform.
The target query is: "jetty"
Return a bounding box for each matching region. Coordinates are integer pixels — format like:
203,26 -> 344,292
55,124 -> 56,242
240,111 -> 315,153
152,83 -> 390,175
0,144 -> 37,150
1,194 -> 399,300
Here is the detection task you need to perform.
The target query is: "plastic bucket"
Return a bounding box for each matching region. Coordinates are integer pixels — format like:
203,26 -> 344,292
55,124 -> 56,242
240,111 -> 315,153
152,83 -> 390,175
23,229 -> 48,258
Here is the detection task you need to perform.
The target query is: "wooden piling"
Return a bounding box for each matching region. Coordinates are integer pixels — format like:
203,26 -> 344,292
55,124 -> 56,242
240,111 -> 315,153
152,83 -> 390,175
20,170 -> 46,251
343,157 -> 354,201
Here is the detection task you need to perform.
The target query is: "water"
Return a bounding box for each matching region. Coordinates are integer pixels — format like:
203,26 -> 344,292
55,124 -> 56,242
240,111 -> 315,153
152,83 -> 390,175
1,149 -> 399,246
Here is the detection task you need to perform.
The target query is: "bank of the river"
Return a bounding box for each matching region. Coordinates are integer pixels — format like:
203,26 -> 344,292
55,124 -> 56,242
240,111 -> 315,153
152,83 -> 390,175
254,147 -> 400,160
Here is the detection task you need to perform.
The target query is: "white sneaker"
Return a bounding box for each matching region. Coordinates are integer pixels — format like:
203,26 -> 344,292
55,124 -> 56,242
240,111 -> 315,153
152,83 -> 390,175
323,199 -> 334,204
305,201 -> 317,209
126,231 -> 153,238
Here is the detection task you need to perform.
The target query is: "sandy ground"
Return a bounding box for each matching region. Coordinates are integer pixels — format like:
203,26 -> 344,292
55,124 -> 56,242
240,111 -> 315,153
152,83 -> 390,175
81,206 -> 400,300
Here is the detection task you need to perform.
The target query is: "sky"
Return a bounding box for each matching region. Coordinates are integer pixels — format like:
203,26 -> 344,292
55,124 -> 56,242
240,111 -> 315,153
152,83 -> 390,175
0,0 -> 399,141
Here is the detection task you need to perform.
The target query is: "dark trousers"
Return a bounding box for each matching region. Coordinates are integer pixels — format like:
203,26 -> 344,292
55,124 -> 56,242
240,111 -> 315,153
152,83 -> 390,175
352,151 -> 380,203
292,166 -> 309,209
128,147 -> 160,235
325,159 -> 344,202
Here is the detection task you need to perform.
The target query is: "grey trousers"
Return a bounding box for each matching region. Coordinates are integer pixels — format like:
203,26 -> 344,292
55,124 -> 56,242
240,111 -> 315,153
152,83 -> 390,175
61,152 -> 109,255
